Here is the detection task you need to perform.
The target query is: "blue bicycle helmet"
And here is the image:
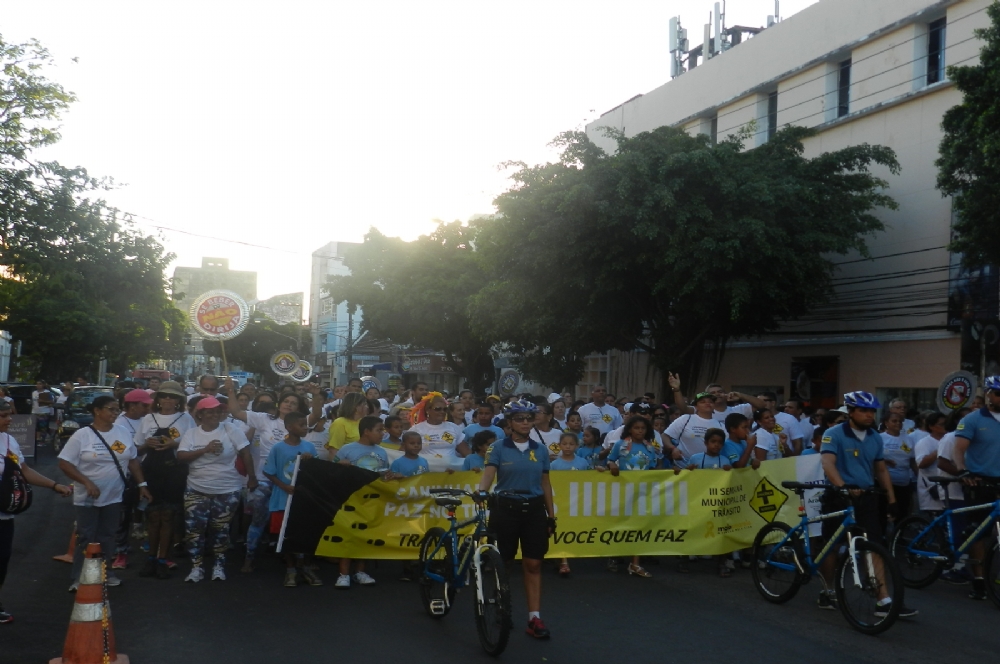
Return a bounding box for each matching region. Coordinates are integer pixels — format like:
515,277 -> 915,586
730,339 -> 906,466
502,398 -> 538,416
985,376 -> 1000,392
842,391 -> 881,409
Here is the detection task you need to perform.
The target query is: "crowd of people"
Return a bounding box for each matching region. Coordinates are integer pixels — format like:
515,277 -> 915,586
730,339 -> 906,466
1,371 -> 999,639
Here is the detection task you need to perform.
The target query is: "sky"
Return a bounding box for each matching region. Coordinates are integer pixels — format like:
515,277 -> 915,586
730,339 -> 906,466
3,0 -> 817,317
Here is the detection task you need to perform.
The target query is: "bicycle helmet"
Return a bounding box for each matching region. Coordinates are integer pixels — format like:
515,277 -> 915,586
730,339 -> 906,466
985,376 -> 1000,392
842,391 -> 881,409
502,398 -> 538,416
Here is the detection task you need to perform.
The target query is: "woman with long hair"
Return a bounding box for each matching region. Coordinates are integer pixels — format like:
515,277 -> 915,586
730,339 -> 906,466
607,416 -> 659,578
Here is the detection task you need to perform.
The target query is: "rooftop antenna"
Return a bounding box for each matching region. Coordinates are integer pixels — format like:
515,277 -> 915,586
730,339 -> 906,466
713,2 -> 723,55
668,16 -> 689,77
768,0 -> 781,27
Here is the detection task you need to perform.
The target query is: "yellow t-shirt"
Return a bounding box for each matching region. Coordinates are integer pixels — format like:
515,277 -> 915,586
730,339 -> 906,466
327,417 -> 360,450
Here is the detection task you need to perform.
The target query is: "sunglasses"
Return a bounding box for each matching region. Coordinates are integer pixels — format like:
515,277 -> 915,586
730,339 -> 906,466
510,415 -> 533,423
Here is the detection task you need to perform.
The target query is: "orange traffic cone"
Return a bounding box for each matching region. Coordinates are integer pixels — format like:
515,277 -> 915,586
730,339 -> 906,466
49,543 -> 130,664
52,521 -> 77,564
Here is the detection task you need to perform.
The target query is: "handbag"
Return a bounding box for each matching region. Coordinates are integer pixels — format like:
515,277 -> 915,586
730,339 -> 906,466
88,426 -> 138,505
0,433 -> 32,515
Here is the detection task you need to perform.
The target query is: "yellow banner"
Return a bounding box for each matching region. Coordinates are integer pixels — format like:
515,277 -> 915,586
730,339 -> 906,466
315,455 -> 822,558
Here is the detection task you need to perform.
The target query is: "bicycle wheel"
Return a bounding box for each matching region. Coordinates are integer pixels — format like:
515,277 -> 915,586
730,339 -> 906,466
474,547 -> 512,656
984,540 -> 1000,610
889,515 -> 945,588
835,539 -> 903,635
418,527 -> 455,619
751,522 -> 804,604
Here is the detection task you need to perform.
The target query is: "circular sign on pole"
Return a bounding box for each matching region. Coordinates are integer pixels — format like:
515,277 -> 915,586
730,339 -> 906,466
937,370 -> 977,413
291,360 -> 314,383
361,375 -> 381,393
189,290 -> 250,340
270,350 -> 300,376
498,369 -> 520,397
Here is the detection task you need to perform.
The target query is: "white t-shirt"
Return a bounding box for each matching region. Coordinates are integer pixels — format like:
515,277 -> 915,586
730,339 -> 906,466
665,413 -> 718,461
135,411 -> 197,450
245,411 -> 289,481
752,429 -> 783,460
934,433 -> 965,502
880,432 -> 915,485
530,426 -> 564,457
914,434 -> 946,511
772,412 -> 804,447
31,390 -> 54,416
710,403 -> 752,427
58,425 -> 138,507
115,415 -> 144,442
410,420 -> 465,458
178,424 -> 249,495
225,415 -> 251,440
576,402 -> 622,435
0,433 -> 24,521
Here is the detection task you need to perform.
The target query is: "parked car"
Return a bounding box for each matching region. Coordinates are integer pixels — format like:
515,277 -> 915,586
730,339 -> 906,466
57,386 -> 115,451
0,383 -> 35,414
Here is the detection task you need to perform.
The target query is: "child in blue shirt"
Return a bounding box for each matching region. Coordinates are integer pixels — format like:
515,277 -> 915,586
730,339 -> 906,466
462,430 -> 495,471
389,431 -> 430,477
381,415 -> 405,451
608,417 -> 660,578
550,433 -> 591,471
686,429 -> 732,470
801,426 -> 824,455
261,412 -> 320,587
463,405 -> 506,443
332,416 -> 387,588
564,412 -> 584,442
576,426 -> 607,468
720,414 -> 759,469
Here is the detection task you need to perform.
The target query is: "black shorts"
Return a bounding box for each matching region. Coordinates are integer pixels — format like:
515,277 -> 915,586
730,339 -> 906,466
820,489 -> 883,544
488,497 -> 549,561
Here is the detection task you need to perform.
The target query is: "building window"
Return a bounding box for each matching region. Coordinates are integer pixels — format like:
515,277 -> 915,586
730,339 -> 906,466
321,299 -> 334,316
710,116 -> 718,145
927,18 -> 946,85
837,59 -> 851,117
767,91 -> 778,140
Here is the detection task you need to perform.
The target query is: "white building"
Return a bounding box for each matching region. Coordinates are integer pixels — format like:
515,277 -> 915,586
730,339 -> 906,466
310,241 -> 363,385
584,0 -> 995,410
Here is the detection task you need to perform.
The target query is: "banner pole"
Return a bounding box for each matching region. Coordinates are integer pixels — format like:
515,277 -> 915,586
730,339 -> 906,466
276,455 -> 301,553
219,339 -> 229,377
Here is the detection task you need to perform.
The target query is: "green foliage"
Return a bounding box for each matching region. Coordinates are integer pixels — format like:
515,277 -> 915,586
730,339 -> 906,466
473,126 -> 898,388
326,222 -> 495,393
0,36 -> 182,380
202,314 -> 307,376
936,1 -> 1000,267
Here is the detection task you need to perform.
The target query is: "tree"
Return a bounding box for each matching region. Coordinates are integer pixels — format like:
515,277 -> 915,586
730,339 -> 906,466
326,222 -> 495,393
0,36 -> 184,380
202,313 -> 307,376
472,126 -> 899,393
937,1 -> 1000,267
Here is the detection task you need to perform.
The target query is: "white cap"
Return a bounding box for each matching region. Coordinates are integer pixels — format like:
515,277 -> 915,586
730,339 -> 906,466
547,392 -> 562,404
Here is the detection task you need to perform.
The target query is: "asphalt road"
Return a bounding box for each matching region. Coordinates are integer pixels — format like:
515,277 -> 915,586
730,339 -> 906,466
4,452 -> 999,664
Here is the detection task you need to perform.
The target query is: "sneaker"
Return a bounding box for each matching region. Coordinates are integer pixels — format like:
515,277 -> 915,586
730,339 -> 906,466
139,559 -> 157,578
155,562 -> 171,580
354,571 -> 376,586
0,607 -> 12,624
816,592 -> 837,610
112,553 -> 128,570
874,601 -> 918,618
211,563 -> 226,581
300,567 -> 323,586
185,567 -> 205,583
105,574 -> 122,587
68,582 -> 79,593
284,569 -> 299,587
335,574 -> 351,589
970,578 -> 987,600
940,570 -> 970,585
526,617 -> 551,639
165,560 -> 178,570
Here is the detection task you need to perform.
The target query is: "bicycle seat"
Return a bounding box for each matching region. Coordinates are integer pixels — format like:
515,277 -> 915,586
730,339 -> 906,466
928,476 -> 960,484
434,496 -> 463,508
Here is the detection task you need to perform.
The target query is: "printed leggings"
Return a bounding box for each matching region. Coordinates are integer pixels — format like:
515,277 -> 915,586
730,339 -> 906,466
244,481 -> 273,559
184,489 -> 240,568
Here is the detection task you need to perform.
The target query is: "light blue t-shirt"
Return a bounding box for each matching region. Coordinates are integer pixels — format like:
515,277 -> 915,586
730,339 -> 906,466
334,442 -> 390,472
721,439 -> 747,467
390,455 -> 430,477
688,452 -> 729,469
576,444 -> 603,468
485,438 -> 550,497
262,440 -> 317,512
954,408 -> 1000,477
608,439 -> 658,471
820,422 -> 884,489
550,455 -> 591,471
462,454 -> 485,471
463,423 -> 506,442
801,447 -> 819,456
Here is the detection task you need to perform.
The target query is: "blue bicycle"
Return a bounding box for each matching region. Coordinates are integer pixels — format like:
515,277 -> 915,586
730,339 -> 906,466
889,475 -> 1000,607
419,488 -> 512,656
751,482 -> 904,635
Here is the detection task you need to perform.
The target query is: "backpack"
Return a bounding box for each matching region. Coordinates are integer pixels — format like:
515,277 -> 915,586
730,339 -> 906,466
0,433 -> 33,515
